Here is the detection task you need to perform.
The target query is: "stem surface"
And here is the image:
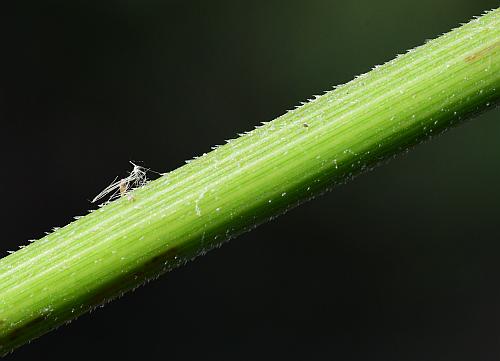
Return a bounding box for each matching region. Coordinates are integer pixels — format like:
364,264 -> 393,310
1,8 -> 499,355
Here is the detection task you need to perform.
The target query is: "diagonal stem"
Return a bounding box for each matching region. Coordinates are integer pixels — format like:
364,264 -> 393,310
0,8 -> 499,355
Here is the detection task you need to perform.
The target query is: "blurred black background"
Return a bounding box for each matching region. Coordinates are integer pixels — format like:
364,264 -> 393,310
1,1 -> 500,360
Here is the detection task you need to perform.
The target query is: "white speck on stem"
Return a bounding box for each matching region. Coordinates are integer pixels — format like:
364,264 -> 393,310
195,188 -> 208,216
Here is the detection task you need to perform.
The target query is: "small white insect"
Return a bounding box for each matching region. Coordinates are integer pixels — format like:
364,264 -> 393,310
91,161 -> 150,204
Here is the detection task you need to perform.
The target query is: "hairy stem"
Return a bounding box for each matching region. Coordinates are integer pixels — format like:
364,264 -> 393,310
1,8 -> 499,355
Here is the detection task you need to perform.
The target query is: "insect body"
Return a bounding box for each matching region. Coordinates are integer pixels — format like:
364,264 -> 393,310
91,162 -> 149,204
119,178 -> 129,198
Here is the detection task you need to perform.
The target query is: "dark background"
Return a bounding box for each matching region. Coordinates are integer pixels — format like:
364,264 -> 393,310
1,1 -> 500,360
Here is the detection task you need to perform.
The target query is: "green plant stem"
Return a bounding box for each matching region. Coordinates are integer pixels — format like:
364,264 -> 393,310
1,9 -> 499,355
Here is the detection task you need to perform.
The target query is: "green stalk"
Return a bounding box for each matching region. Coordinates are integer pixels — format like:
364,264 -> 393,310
1,9 -> 499,355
